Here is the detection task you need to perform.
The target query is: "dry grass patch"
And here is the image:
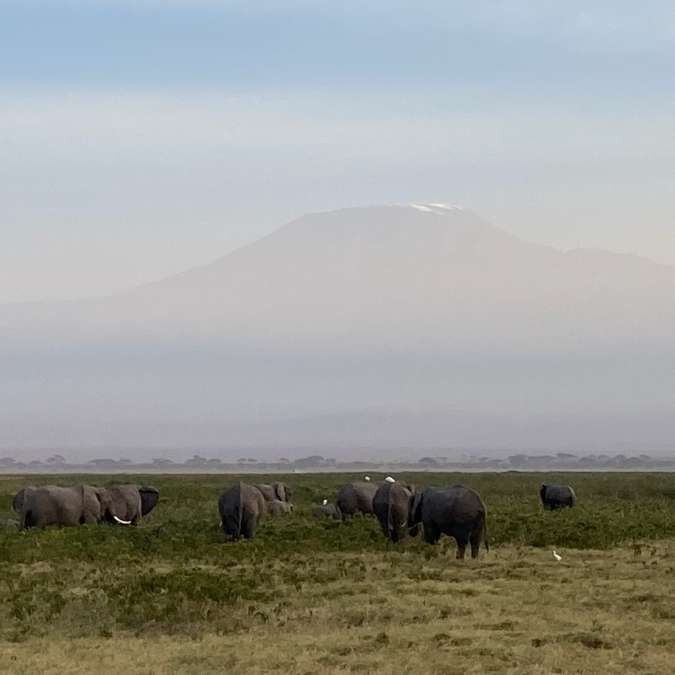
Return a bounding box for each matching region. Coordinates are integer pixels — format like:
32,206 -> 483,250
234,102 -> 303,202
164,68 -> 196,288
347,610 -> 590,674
1,541 -> 674,673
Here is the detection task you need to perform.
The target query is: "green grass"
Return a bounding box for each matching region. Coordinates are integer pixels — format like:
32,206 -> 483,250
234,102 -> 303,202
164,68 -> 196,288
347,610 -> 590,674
0,471 -> 674,667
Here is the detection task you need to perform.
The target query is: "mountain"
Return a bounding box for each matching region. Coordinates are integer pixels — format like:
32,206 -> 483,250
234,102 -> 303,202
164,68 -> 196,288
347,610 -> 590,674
2,204 -> 675,459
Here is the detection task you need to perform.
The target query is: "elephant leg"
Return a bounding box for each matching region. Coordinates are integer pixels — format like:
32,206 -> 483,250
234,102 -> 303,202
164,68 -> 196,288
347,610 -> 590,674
423,522 -> 440,544
81,512 -> 98,525
455,534 -> 469,559
242,513 -> 256,539
469,529 -> 482,559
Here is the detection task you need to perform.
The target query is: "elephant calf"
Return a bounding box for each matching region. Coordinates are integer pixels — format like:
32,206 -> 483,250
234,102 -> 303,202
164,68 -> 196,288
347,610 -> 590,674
218,482 -> 266,540
313,503 -> 341,519
540,484 -> 576,510
267,499 -> 294,516
410,485 -> 489,559
373,482 -> 418,542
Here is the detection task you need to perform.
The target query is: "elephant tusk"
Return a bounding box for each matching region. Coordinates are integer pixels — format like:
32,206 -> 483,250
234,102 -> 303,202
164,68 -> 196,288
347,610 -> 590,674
113,515 -> 132,525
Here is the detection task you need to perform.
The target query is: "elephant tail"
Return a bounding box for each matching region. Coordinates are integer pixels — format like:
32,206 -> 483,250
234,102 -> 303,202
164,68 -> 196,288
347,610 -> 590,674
235,482 -> 244,539
386,496 -> 393,539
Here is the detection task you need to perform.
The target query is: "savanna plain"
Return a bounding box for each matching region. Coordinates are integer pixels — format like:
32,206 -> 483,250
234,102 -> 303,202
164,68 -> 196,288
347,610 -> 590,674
1,472 -> 675,674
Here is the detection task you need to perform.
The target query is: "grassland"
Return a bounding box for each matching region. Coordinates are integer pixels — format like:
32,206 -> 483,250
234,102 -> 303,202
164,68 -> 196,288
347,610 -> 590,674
1,472 -> 674,674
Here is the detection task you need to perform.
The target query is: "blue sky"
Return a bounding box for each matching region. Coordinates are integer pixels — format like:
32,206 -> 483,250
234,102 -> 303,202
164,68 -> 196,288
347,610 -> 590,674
1,1 -> 675,301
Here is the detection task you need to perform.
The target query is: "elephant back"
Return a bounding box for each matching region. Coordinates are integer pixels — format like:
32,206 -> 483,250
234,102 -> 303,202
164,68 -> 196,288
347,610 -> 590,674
337,481 -> 379,515
541,483 -> 576,507
373,482 -> 413,539
427,485 -> 487,524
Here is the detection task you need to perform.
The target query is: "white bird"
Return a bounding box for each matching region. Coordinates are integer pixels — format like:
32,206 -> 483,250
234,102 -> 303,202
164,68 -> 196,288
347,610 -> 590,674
552,550 -> 562,562
364,476 -> 371,481
384,476 -> 395,483
322,499 -> 328,505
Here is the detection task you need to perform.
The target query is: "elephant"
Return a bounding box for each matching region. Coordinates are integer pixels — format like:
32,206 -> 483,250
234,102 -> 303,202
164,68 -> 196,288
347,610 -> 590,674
253,482 -> 293,503
312,503 -> 341,519
102,485 -> 160,524
409,485 -> 489,559
372,482 -> 418,542
540,484 -> 576,510
336,481 -> 380,518
16,485 -> 131,529
218,482 -> 266,540
267,499 -> 294,516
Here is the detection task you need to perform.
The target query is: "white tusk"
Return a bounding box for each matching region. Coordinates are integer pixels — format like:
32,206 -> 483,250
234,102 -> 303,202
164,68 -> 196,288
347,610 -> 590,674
113,515 -> 132,525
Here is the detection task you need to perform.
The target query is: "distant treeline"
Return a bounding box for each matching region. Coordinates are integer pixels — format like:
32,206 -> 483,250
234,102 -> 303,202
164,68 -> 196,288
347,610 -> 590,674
1,452 -> 674,472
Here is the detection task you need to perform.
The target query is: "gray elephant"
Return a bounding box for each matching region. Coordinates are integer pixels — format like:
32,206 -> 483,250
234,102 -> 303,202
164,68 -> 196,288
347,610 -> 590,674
254,482 -> 293,503
16,485 -> 129,529
336,481 -> 380,518
312,503 -> 341,519
409,485 -> 489,559
373,482 -> 418,542
267,499 -> 294,516
218,482 -> 266,540
540,484 -> 576,510
102,485 -> 160,524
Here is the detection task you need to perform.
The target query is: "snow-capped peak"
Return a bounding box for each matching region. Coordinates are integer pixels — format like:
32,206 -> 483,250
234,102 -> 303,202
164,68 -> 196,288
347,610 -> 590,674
408,202 -> 464,214
409,203 -> 435,213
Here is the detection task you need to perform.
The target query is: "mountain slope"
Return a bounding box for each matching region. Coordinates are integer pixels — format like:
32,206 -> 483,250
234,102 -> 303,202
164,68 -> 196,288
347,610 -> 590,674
6,204 -> 675,344
2,204 -> 675,457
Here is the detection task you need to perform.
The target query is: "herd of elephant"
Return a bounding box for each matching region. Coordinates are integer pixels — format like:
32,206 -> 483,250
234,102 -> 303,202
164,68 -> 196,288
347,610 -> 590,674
217,479 -> 576,560
9,479 -> 576,561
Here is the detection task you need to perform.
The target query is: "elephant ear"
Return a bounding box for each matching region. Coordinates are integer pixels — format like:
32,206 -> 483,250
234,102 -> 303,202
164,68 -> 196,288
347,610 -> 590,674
12,488 -> 26,513
139,486 -> 160,516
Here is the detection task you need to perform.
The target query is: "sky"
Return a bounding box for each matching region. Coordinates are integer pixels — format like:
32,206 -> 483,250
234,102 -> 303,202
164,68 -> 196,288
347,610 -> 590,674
2,1 -> 675,302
